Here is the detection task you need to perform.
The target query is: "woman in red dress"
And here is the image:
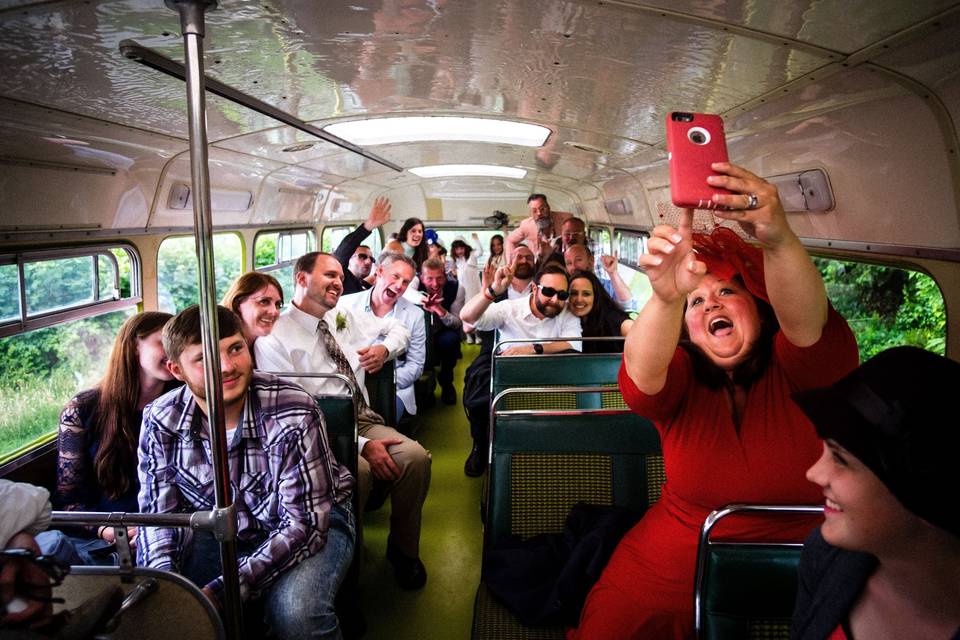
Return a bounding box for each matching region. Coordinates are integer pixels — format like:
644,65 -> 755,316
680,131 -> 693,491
570,162 -> 859,639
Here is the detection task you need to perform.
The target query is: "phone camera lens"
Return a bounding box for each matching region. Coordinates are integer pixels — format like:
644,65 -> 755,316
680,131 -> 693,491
687,126 -> 711,145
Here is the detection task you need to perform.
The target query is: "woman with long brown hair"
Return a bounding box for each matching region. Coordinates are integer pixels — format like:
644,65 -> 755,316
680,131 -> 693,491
221,271 -> 284,352
38,311 -> 178,565
398,217 -> 429,270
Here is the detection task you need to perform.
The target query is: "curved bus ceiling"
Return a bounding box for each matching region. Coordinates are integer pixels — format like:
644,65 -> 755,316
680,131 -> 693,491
0,0 -> 959,251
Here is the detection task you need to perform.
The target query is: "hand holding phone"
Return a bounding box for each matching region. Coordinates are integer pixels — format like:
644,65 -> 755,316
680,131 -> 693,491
666,112 -> 731,209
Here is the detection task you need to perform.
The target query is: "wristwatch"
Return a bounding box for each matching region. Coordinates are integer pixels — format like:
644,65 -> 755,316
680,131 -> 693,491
487,285 -> 499,299
533,343 -> 544,354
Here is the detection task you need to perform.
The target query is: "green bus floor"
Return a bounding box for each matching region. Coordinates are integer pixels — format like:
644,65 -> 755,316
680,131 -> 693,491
359,342 -> 484,639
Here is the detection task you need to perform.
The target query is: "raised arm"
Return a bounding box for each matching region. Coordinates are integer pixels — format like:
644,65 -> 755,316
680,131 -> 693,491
600,252 -> 634,305
332,196 -> 391,267
623,209 -> 706,395
460,260 -> 514,325
708,163 -> 827,347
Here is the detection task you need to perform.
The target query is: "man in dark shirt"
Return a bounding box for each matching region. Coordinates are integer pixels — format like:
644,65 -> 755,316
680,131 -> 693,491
333,196 -> 391,295
419,257 -> 465,405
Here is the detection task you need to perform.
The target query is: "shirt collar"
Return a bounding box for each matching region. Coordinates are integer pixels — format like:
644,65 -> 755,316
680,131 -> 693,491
174,379 -> 260,444
287,302 -> 328,334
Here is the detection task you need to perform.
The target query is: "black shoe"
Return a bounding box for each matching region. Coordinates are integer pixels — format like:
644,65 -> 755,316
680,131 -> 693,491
464,445 -> 486,477
441,384 -> 457,405
386,539 -> 427,590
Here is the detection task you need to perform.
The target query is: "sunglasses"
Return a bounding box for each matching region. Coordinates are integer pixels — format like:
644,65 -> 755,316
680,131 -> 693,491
355,253 -> 373,261
538,285 -> 570,301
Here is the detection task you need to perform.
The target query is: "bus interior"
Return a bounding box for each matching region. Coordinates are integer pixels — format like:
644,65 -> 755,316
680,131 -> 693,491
1,0 -> 958,638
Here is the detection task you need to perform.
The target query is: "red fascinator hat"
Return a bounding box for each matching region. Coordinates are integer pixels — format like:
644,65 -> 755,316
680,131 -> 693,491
691,226 -> 768,303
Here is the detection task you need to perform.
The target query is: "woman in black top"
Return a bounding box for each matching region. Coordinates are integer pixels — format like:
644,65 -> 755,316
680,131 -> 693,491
567,270 -> 633,353
792,347 -> 960,640
38,311 -> 179,565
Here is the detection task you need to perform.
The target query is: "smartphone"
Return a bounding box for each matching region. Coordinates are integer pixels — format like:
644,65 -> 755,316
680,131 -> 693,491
666,112 -> 730,209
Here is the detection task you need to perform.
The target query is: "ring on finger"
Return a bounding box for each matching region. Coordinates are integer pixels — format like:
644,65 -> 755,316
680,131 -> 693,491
745,193 -> 759,210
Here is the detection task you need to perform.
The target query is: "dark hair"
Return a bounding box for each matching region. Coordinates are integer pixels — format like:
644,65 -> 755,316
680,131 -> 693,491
294,251 -> 335,277
527,193 -> 548,205
451,239 -> 472,260
163,305 -> 244,364
678,276 -> 779,390
398,217 -> 429,268
221,271 -> 283,314
533,263 -> 569,286
490,234 -> 504,255
569,270 -> 628,340
93,311 -> 173,499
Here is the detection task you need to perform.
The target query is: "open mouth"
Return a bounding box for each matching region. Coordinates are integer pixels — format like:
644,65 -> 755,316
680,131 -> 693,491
384,288 -> 398,299
825,498 -> 843,512
709,317 -> 733,336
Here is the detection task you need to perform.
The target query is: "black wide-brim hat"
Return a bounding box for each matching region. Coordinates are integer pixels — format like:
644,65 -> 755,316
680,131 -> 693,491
793,346 -> 960,538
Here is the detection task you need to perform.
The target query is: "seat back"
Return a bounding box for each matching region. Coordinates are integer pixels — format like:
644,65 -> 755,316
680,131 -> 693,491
490,351 -> 624,411
54,566 -> 224,639
363,358 -> 397,426
485,404 -> 662,548
694,504 -> 824,640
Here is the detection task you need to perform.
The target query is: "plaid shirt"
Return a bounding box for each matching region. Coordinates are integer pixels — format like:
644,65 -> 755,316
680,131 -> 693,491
137,373 -> 353,601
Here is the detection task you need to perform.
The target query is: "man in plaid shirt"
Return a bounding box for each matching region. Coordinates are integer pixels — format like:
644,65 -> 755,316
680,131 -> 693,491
137,305 -> 354,639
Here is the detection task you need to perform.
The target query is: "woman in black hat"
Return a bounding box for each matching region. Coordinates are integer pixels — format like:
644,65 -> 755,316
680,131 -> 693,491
792,346 -> 960,640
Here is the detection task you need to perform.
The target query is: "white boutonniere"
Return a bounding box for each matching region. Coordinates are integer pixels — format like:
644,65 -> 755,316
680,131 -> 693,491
335,312 -> 348,331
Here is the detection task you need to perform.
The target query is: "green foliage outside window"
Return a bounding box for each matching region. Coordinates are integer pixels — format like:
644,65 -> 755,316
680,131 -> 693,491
815,258 -> 946,360
157,233 -> 243,313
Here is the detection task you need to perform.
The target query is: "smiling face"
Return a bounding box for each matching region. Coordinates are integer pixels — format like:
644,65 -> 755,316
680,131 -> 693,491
806,440 -> 921,554
138,329 -> 174,384
533,272 -> 569,318
684,274 -> 761,370
491,236 -> 504,256
405,223 -> 424,247
561,219 -> 585,249
296,254 -> 344,315
420,266 -> 446,295
167,332 -> 252,415
564,245 -> 593,275
236,284 -> 282,342
372,259 -> 415,310
568,276 -> 594,318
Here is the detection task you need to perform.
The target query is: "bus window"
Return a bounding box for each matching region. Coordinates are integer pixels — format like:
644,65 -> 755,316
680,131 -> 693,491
0,245 -> 140,461
588,226 -> 612,257
815,258 -> 946,360
254,228 -> 317,302
0,262 -> 20,324
157,233 -> 243,314
614,229 -> 653,312
321,225 -> 383,259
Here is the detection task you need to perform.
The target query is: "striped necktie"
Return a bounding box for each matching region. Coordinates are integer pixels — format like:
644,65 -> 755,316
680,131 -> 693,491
316,318 -> 384,423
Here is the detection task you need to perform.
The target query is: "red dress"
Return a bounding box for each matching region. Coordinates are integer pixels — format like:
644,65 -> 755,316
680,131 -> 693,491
570,308 -> 858,639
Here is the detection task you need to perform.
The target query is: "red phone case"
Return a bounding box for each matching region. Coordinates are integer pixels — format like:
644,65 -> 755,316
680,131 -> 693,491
666,112 -> 731,209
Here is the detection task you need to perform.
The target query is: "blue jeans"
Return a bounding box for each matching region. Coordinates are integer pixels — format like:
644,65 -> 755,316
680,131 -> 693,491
36,529 -> 117,566
182,502 -> 355,640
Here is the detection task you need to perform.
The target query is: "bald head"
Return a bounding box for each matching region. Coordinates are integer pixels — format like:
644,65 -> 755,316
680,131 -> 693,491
564,244 -> 594,275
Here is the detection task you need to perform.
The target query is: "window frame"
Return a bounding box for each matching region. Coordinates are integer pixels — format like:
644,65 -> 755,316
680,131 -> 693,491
253,227 -> 317,275
0,244 -> 141,339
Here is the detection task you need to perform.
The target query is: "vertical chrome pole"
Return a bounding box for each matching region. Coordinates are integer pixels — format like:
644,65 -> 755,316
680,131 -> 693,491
165,2 -> 243,638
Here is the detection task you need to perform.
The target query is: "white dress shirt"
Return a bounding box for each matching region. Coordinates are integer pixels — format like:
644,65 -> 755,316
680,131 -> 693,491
255,303 -> 410,451
472,294 -> 582,351
338,289 -> 426,415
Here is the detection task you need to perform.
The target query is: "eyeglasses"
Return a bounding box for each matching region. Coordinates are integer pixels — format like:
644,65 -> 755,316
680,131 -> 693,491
538,285 -> 569,301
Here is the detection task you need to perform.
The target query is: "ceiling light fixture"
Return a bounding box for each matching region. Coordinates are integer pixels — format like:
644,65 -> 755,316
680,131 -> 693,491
408,164 -> 527,179
325,117 -> 551,147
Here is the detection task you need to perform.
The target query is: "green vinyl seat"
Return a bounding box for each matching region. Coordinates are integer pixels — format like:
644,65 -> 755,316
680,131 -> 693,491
694,504 -> 823,640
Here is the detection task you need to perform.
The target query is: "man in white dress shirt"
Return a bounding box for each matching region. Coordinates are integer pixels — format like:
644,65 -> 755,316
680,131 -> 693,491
339,252 -> 426,419
458,262 -> 582,476
256,252 -> 431,590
